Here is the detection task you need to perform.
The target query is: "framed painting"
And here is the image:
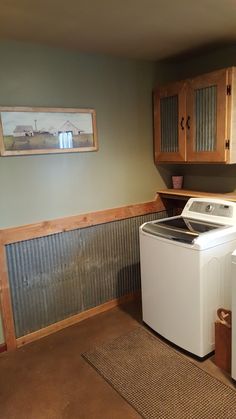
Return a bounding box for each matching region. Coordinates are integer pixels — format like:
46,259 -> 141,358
0,107 -> 98,156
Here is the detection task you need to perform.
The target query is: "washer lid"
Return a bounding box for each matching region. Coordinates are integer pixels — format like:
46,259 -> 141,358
142,216 -> 226,244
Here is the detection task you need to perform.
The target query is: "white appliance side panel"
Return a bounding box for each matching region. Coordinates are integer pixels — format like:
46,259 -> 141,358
201,244 -> 234,356
140,232 -> 236,357
232,259 -> 236,380
229,67 -> 236,164
140,232 -> 201,355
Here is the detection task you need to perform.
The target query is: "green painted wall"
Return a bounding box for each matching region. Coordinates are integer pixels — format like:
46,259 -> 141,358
0,41 -> 167,344
156,45 -> 236,192
0,41 -> 165,228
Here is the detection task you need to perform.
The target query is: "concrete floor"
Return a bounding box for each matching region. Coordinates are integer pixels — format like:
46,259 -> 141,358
0,300 -> 235,419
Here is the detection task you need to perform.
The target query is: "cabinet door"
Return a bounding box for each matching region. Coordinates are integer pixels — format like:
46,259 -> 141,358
154,81 -> 186,162
186,69 -> 228,162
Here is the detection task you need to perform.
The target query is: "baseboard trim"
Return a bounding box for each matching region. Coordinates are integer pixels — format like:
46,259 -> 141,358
16,291 -> 140,348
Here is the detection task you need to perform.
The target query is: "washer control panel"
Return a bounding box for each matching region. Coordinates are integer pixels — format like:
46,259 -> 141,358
189,201 -> 233,218
181,197 -> 236,226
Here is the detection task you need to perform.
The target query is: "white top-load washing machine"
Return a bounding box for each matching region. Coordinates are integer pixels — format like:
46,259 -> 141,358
140,197 -> 236,358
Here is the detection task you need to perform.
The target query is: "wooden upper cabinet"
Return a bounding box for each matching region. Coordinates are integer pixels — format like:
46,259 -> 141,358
154,81 -> 186,162
154,67 -> 235,164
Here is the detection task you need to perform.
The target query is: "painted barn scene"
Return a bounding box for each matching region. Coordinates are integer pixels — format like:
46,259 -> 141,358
0,109 -> 96,153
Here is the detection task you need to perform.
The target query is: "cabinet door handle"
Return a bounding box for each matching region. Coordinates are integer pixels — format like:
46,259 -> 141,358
180,117 -> 185,130
186,116 -> 190,129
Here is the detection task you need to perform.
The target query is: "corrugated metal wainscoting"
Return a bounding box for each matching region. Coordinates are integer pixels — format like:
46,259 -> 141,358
6,210 -> 168,338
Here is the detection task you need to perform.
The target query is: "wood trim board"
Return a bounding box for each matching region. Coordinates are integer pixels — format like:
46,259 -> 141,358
0,196 -> 164,351
0,245 -> 16,351
0,196 -> 165,245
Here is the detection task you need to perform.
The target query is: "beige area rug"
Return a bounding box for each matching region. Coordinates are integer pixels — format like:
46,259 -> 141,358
82,327 -> 236,419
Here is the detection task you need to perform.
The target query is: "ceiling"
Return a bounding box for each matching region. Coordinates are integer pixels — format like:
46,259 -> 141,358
1,0 -> 236,61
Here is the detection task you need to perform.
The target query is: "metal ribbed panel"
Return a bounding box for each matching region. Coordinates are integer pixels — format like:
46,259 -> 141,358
160,95 -> 178,153
6,210 -> 170,338
195,85 -> 217,152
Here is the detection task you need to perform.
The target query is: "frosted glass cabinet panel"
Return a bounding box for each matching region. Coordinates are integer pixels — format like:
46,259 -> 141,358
194,85 -> 217,152
160,95 -> 179,153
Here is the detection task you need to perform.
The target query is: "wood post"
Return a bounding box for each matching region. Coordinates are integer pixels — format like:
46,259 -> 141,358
0,243 -> 16,350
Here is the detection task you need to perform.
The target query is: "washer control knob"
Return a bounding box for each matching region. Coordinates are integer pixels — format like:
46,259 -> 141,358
205,204 -> 213,213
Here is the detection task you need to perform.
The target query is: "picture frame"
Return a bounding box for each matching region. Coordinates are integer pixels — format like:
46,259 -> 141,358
0,107 -> 98,156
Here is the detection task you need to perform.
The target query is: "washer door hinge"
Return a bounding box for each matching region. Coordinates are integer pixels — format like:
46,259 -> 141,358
225,139 -> 230,149
227,85 -> 231,95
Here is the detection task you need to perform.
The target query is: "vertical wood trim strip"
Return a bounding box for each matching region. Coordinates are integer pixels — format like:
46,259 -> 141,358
0,243 -> 16,350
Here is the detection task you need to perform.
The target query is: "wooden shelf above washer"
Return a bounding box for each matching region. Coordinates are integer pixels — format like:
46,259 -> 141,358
157,189 -> 236,202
